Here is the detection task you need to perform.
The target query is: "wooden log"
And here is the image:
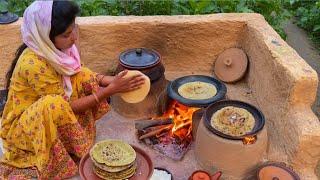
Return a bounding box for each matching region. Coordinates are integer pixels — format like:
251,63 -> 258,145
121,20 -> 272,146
139,124 -> 173,140
146,124 -> 170,132
135,118 -> 172,130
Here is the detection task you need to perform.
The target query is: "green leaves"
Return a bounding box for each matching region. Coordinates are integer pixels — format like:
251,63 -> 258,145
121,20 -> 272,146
291,0 -> 320,48
6,0 -> 291,40
0,0 -> 9,13
314,25 -> 320,32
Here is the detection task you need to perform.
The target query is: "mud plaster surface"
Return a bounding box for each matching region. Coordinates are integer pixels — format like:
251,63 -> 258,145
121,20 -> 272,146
0,14 -> 318,179
65,81 -> 263,180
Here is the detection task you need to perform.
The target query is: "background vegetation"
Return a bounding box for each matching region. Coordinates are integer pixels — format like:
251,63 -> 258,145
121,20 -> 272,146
289,0 -> 320,48
1,0 -> 319,44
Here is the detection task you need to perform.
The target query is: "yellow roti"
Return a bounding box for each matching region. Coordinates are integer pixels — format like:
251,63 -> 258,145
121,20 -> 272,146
120,70 -> 150,103
90,140 -> 136,167
93,163 -> 137,180
178,81 -> 217,100
91,157 -> 135,173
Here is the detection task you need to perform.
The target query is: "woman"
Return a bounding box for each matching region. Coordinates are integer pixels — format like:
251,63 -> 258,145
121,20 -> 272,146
0,1 -> 144,179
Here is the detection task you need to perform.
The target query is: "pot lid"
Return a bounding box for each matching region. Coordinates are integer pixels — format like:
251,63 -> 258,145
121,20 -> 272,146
214,48 -> 248,83
204,100 -> 265,140
0,11 -> 19,24
119,48 -> 160,69
257,162 -> 300,180
190,170 -> 211,180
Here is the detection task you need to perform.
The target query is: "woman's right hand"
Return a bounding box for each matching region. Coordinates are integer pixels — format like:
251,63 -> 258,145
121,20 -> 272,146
107,70 -> 145,94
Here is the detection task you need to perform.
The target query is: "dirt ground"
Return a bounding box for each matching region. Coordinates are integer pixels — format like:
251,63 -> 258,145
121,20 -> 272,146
283,19 -> 320,179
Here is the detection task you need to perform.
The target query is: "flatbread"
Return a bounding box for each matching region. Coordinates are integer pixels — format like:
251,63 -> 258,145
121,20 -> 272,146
210,106 -> 255,136
93,162 -> 137,180
91,157 -> 135,173
120,70 -> 151,103
90,140 -> 136,167
178,81 -> 217,100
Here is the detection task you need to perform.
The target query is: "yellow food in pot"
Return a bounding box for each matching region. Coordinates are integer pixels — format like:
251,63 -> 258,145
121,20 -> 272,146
210,106 -> 255,136
178,81 -> 217,100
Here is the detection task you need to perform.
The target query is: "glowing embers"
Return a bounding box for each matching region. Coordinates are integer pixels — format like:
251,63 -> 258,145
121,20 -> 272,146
136,100 -> 199,160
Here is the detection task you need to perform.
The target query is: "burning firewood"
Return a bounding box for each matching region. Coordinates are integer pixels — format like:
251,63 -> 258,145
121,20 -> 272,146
135,100 -> 196,160
139,124 -> 173,140
135,118 -> 172,130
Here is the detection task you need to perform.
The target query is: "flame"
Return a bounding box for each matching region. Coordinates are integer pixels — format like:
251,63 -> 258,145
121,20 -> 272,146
160,100 -> 199,139
242,135 -> 257,145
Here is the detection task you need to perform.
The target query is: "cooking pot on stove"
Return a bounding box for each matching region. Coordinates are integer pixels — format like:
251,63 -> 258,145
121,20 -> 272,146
116,47 -> 165,82
167,75 -> 227,108
112,48 -> 168,118
194,100 -> 268,178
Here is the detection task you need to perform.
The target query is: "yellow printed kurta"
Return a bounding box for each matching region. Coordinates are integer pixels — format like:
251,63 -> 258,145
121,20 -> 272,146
0,48 -> 110,179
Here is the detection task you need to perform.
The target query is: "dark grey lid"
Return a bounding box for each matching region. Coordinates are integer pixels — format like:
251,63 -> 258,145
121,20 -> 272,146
119,48 -> 160,69
0,11 -> 19,24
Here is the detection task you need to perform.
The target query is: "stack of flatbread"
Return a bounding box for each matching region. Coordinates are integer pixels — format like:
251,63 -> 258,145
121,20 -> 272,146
90,140 -> 137,180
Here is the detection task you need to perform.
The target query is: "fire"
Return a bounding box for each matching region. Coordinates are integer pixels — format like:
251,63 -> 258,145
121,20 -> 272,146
242,135 -> 257,145
160,100 -> 199,139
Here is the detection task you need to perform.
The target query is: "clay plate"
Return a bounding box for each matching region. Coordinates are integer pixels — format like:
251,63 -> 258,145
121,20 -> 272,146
79,145 -> 154,180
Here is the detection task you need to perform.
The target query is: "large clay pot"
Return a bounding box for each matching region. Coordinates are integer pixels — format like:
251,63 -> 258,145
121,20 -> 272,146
195,119 -> 267,178
194,100 -> 268,178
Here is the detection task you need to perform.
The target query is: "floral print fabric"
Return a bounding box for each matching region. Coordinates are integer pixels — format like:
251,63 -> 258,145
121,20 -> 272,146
0,48 -> 110,179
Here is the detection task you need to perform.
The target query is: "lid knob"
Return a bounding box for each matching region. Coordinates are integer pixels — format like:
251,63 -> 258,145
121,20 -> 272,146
119,48 -> 160,69
136,48 -> 142,56
198,174 -> 205,179
223,58 -> 232,66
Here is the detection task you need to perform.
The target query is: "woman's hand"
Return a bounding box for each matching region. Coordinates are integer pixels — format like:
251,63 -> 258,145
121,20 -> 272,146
107,70 -> 145,94
97,74 -> 115,87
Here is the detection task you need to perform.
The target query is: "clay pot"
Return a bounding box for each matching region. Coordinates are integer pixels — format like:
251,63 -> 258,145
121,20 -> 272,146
189,170 -> 210,180
195,116 -> 268,178
188,170 -> 222,180
256,163 -> 300,180
116,48 -> 164,82
111,48 -> 168,119
192,108 -> 205,140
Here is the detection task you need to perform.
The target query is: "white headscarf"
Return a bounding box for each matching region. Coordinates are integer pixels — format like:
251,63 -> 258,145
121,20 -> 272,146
21,0 -> 81,98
